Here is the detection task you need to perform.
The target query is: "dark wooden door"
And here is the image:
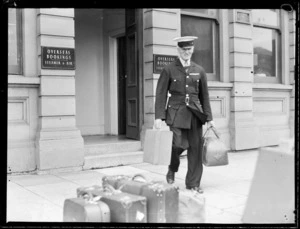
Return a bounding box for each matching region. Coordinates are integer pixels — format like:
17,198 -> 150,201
117,36 -> 126,135
125,9 -> 140,140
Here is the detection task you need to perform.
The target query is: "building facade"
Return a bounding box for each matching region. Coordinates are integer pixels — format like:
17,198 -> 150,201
7,8 -> 296,173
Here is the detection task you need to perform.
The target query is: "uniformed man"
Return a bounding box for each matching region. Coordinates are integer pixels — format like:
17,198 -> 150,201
154,36 -> 215,193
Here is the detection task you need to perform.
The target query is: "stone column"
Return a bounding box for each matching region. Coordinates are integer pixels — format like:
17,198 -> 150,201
35,9 -> 84,173
288,10 -> 296,138
228,9 -> 260,150
141,8 -> 180,144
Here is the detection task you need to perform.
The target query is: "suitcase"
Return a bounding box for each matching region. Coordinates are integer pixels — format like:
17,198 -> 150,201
102,174 -> 179,223
63,194 -> 110,222
177,189 -> 205,223
77,184 -> 147,223
143,128 -> 173,165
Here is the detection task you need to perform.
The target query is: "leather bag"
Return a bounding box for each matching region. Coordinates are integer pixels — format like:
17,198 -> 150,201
202,126 -> 229,166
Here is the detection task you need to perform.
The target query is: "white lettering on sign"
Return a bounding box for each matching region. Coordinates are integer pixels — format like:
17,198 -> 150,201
42,46 -> 75,69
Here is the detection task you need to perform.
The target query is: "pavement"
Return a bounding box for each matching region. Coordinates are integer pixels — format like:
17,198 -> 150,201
4,149 -> 271,224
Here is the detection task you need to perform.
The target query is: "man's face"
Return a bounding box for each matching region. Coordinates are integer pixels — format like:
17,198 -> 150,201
177,46 -> 194,61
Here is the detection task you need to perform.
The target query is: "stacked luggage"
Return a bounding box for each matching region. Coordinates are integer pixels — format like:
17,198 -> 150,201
63,174 -> 205,223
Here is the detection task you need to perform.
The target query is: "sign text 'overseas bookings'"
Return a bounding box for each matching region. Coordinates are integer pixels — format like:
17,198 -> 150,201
41,46 -> 75,70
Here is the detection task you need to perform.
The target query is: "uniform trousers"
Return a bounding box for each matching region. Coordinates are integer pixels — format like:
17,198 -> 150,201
169,114 -> 203,188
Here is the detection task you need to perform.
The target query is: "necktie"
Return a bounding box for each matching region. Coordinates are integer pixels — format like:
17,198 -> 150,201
184,60 -> 189,73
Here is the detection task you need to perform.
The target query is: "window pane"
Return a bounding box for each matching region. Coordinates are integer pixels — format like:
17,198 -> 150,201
181,9 -> 217,18
253,27 -> 277,77
252,9 -> 279,27
8,9 -> 18,66
181,15 -> 214,73
8,8 -> 21,74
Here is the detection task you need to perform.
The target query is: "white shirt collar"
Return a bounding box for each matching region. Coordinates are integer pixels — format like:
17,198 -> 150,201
179,57 -> 190,67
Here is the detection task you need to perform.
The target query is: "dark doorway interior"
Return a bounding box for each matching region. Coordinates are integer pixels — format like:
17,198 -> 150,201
117,36 -> 127,135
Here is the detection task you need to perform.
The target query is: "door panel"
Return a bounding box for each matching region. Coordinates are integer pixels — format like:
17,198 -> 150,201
117,36 -> 126,135
125,9 -> 140,139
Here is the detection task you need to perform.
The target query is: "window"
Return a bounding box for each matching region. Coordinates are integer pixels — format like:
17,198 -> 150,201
252,9 -> 281,83
8,8 -> 22,75
181,9 -> 219,81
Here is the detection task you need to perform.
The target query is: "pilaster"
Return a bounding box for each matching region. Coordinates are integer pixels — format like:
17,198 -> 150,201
35,8 -> 84,172
288,10 -> 295,138
141,9 -> 180,144
228,9 -> 260,150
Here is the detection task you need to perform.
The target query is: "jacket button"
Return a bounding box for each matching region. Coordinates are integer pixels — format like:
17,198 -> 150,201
186,85 -> 188,87
187,75 -> 189,78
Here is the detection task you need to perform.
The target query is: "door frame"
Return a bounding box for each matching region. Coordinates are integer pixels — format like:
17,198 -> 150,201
108,36 -> 118,135
107,9 -> 143,138
108,27 -> 125,135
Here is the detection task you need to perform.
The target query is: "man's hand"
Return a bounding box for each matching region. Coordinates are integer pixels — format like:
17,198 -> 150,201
154,119 -> 162,129
207,120 -> 215,128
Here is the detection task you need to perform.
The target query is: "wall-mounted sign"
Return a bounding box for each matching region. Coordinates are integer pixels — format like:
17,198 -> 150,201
235,10 -> 251,24
153,54 -> 177,74
41,46 -> 75,70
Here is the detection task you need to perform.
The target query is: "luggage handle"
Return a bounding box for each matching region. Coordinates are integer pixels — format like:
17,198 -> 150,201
117,174 -> 150,191
103,183 -> 122,194
78,190 -> 102,203
78,190 -> 93,199
132,173 -> 149,183
78,186 -> 99,199
203,126 -> 220,139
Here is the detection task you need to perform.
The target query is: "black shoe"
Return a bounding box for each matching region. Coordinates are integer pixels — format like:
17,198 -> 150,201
166,170 -> 175,184
186,186 -> 204,194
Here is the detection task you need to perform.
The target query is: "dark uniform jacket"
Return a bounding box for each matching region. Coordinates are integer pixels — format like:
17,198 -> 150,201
155,58 -> 213,129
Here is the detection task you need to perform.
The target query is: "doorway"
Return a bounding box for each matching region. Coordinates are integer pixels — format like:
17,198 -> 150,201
75,8 -> 142,140
117,36 -> 127,135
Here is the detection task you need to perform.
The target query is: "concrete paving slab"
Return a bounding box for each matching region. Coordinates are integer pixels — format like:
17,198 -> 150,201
205,205 -> 223,223
25,182 -> 81,207
209,210 -> 243,224
202,187 -> 247,210
225,204 -> 246,216
55,170 -> 102,180
54,170 -> 105,186
95,165 -> 150,176
138,172 -> 168,182
213,181 -> 252,197
131,163 -> 169,175
8,174 -> 66,187
7,182 -> 62,222
201,171 -> 243,189
205,204 -> 243,224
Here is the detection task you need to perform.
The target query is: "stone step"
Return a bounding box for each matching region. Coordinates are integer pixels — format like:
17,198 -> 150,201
83,151 -> 144,170
84,141 -> 142,156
